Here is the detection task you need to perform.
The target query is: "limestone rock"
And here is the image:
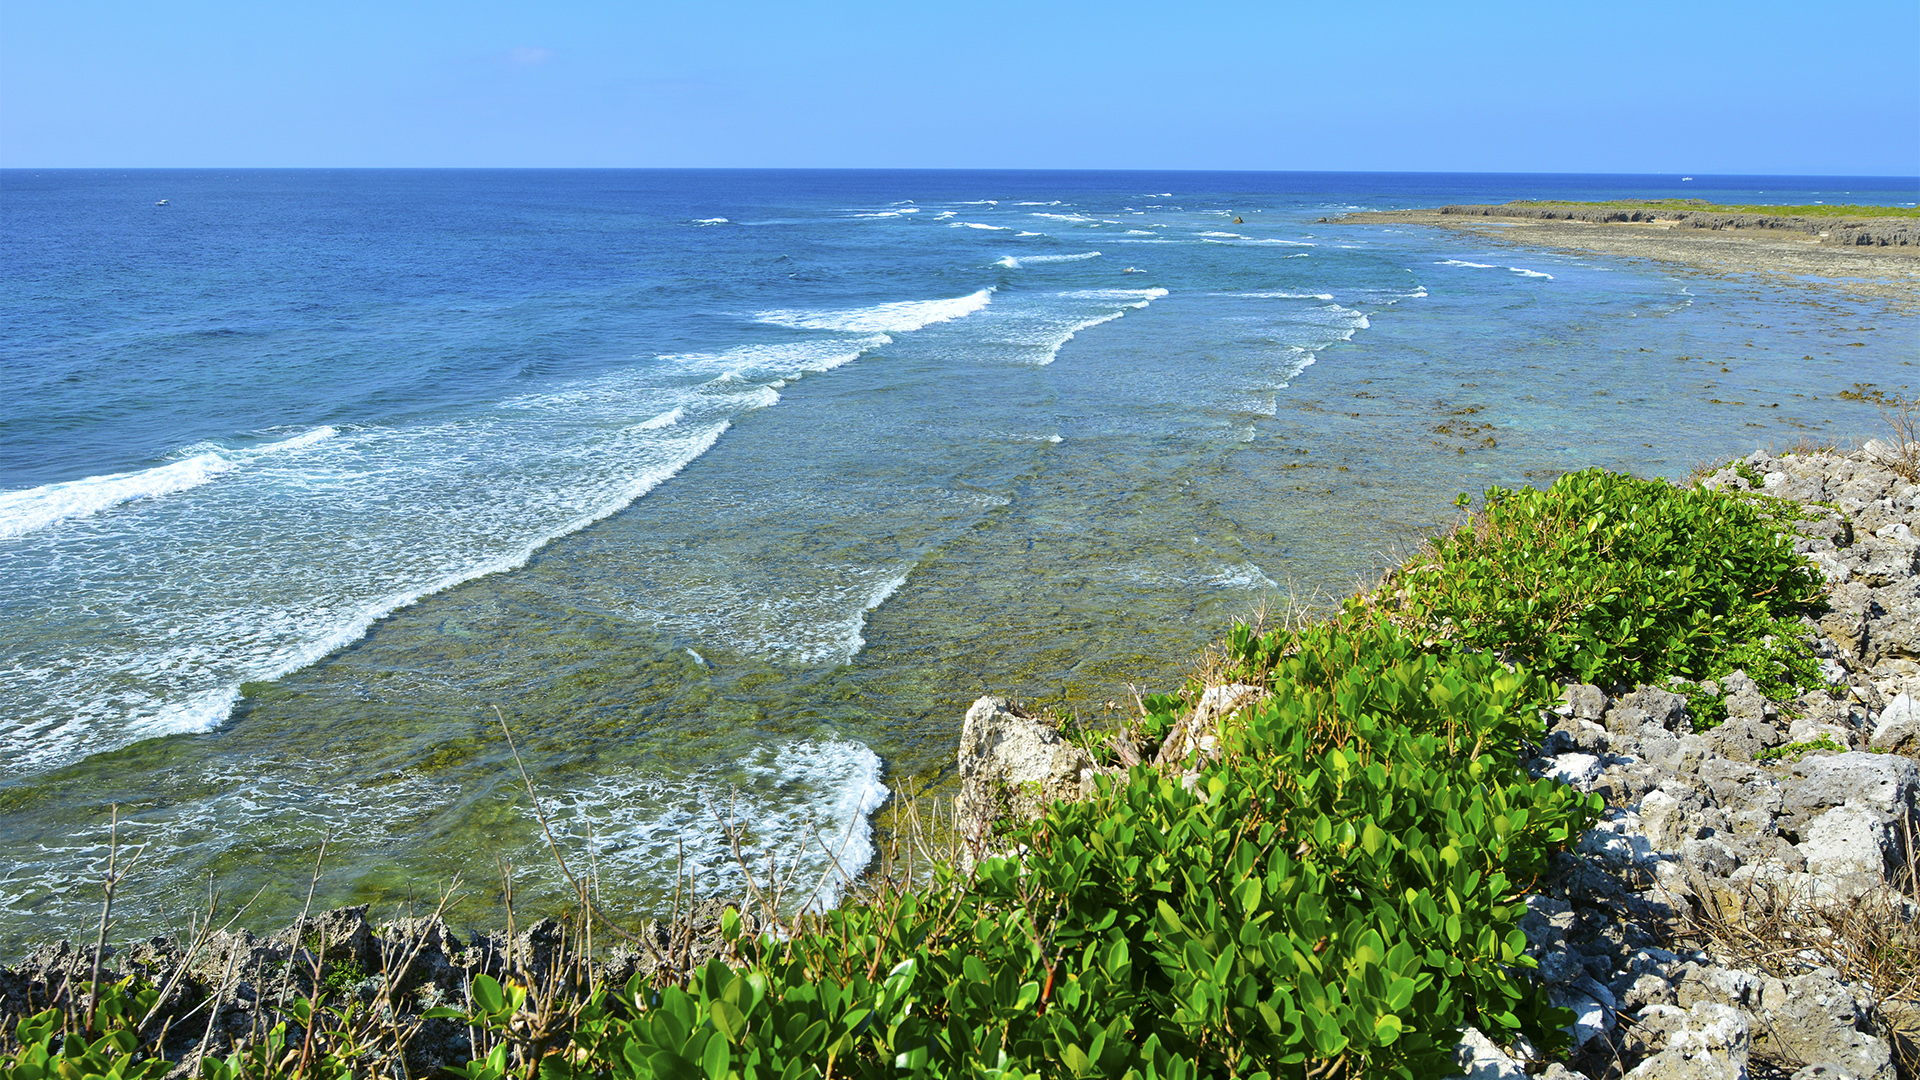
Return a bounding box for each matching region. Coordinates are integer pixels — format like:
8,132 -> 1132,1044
1864,589 -> 1920,662
953,696 -> 1098,848
1563,683 -> 1609,722
1625,1001 -> 1752,1079
1757,971 -> 1897,1080
1705,716 -> 1785,762
1781,752 -> 1920,833
1799,804 -> 1901,890
1719,671 -> 1776,724
1609,684 -> 1691,734
1450,1026 -> 1527,1079
1869,692 -> 1920,753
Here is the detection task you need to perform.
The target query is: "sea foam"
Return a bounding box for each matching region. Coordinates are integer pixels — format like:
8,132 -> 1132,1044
0,427 -> 338,541
994,251 -> 1101,269
1436,259 -> 1554,280
663,336 -> 891,380
535,739 -> 889,913
2,416 -> 736,774
755,289 -> 993,335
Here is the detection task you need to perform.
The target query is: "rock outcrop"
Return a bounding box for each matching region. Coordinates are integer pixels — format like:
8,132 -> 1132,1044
951,683 -> 1273,857
1499,447 -> 1920,1078
952,696 -> 1105,857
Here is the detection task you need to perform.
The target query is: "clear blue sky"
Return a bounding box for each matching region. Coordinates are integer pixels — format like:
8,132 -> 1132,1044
4,0 -> 1916,174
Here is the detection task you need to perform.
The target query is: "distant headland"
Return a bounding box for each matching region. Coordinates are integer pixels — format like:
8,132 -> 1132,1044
1336,199 -> 1920,308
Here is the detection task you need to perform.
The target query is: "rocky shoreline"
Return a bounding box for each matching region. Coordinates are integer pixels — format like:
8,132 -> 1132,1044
1419,204 -> 1920,249
1336,205 -> 1920,310
9,447 -> 1920,1078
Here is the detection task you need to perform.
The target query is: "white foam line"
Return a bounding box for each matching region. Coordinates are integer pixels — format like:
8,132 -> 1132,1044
1038,310 -> 1129,365
1435,258 -> 1551,279
1275,347 -> 1318,389
995,251 -> 1101,269
756,289 -> 994,335
266,427 -> 338,451
841,570 -> 912,662
1209,561 -> 1280,590
662,336 -> 890,380
717,385 -> 780,409
0,427 -> 338,540
1059,287 -> 1169,301
1227,291 -> 1335,300
796,742 -> 890,911
529,738 -> 889,914
951,222 -> 1010,230
693,217 -> 730,225
638,407 -> 684,430
127,422 -> 732,745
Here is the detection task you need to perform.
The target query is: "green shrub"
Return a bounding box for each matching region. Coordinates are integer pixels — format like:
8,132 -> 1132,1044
6,981 -> 173,1080
1754,734 -> 1845,763
1390,469 -> 1823,697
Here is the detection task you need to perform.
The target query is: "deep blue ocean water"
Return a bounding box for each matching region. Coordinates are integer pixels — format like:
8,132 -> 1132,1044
2,170 -> 1916,945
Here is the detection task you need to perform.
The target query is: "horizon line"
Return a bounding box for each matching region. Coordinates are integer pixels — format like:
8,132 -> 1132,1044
3,165 -> 1918,181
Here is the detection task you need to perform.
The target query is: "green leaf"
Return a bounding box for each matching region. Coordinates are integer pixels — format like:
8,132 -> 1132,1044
471,974 -> 506,1016
701,1030 -> 730,1080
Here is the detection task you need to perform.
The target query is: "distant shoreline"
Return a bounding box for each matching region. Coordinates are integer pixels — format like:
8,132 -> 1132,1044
1337,204 -> 1920,309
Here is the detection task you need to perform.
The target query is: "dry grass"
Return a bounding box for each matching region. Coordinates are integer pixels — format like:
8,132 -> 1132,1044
1868,395 -> 1920,483
1774,435 -> 1853,459
1685,457 -> 1736,488
1676,819 -> 1920,1075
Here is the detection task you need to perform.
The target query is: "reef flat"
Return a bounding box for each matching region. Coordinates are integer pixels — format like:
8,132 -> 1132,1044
1340,201 -> 1920,309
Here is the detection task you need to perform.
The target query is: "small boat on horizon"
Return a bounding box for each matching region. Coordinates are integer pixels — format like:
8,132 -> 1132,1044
155,199 -> 169,205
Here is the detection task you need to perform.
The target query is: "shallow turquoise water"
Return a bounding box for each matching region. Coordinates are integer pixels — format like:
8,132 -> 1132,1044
2,170 -> 1915,950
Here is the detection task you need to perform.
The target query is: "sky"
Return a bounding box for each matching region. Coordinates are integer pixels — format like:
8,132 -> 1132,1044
3,0 -> 1917,174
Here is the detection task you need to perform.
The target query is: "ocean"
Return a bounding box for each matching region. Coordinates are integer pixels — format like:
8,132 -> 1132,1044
2,169 -> 1915,948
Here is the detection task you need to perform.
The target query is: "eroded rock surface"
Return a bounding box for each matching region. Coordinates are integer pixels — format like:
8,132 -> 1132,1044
1492,448 -> 1920,1078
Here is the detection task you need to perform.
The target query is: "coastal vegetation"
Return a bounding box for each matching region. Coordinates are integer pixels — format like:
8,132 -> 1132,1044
0,469 -> 1844,1078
